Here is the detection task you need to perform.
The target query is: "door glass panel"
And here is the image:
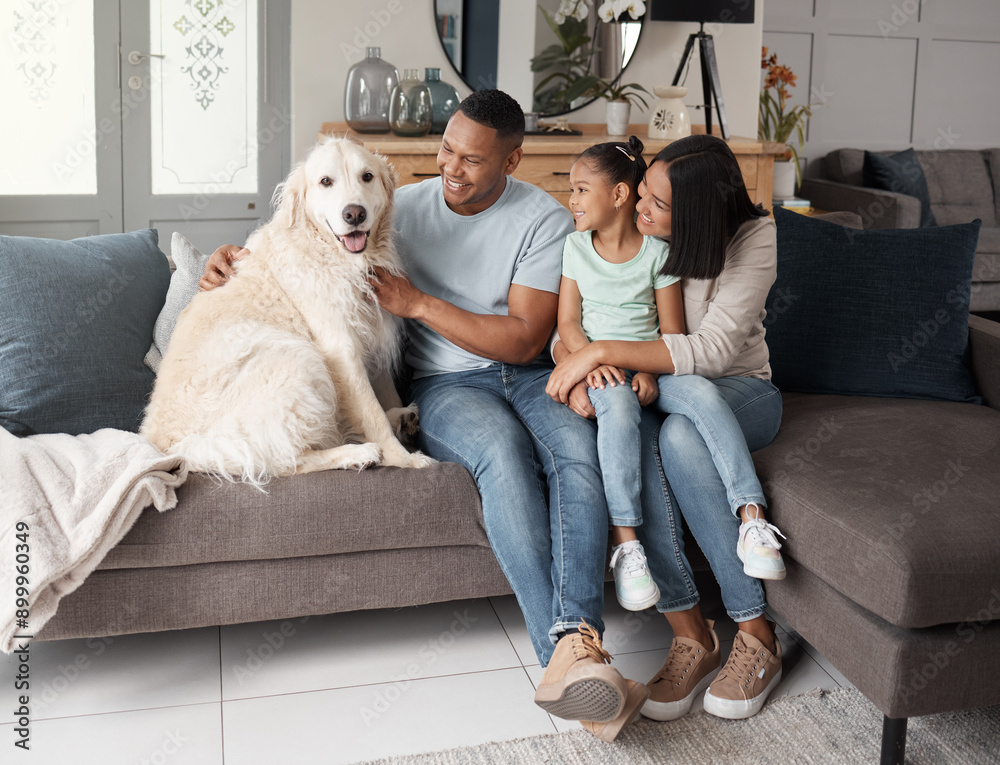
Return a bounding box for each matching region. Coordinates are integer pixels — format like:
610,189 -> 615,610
1,0 -> 97,195
149,0 -> 258,195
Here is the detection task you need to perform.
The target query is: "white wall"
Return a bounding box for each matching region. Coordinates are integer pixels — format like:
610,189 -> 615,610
764,0 -> 1000,179
290,0 -> 764,160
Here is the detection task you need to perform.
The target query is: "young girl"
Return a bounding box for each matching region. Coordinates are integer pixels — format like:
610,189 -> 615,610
556,136 -> 685,611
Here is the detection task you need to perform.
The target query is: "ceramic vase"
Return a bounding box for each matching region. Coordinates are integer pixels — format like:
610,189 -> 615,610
424,68 -> 460,134
389,69 -> 433,137
773,159 -> 797,200
344,47 -> 398,134
605,101 -> 630,136
648,86 -> 691,140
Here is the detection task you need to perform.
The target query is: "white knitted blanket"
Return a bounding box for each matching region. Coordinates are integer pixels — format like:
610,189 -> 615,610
0,428 -> 187,652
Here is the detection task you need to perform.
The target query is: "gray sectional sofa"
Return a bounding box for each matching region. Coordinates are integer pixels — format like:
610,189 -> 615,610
28,217 -> 1000,765
801,148 -> 1000,312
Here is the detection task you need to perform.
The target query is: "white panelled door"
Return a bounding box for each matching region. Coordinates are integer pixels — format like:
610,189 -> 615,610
0,0 -> 289,255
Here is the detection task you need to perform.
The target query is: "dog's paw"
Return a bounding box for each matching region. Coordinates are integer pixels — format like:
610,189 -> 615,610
346,442 -> 383,471
386,403 -> 420,443
405,451 -> 437,469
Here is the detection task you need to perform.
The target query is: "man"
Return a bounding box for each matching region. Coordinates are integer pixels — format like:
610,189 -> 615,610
201,90 -> 647,741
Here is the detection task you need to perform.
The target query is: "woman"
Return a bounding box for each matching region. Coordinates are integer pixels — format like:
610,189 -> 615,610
546,134 -> 786,722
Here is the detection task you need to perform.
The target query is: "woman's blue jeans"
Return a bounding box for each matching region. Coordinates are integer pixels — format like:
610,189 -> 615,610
637,375 -> 783,623
409,362 -> 608,667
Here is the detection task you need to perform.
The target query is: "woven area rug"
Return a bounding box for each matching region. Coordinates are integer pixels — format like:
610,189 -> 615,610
357,688 -> 1000,765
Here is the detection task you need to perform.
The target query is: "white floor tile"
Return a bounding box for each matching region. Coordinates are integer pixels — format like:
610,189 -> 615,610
220,599 -> 520,700
769,632 -> 841,699
782,629 -> 856,689
223,667 -> 555,764
8,703 -> 222,765
487,594 -> 537,665
0,628 -> 220,720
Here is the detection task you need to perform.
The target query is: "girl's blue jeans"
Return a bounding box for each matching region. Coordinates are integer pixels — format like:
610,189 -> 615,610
587,370 -> 643,527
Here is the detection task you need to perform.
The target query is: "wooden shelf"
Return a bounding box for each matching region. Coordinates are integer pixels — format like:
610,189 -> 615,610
319,122 -> 784,210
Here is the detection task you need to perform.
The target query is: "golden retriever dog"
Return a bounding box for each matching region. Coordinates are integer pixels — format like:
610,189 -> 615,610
141,136 -> 434,485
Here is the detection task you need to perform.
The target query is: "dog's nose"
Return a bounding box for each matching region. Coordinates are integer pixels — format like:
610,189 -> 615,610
343,205 -> 367,226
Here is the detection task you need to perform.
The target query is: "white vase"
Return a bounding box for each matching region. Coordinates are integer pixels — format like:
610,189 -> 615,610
773,159 -> 797,200
648,86 -> 691,140
605,101 -> 630,136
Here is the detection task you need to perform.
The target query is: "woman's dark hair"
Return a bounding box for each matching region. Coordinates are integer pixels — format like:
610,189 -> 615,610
457,89 -> 525,148
576,135 -> 647,201
651,134 -> 769,281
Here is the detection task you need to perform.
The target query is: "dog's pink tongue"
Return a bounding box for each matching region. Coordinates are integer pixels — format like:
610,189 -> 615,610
342,232 -> 367,252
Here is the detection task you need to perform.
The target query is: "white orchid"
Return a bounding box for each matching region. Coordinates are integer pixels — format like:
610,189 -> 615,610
555,0 -> 591,21
598,0 -> 645,22
619,0 -> 646,20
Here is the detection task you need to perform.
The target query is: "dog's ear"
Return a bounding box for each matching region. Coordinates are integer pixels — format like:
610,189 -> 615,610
378,151 -> 398,200
372,152 -> 398,251
271,161 -> 308,229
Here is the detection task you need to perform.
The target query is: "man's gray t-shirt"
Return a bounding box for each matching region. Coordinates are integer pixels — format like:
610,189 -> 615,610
393,176 -> 573,378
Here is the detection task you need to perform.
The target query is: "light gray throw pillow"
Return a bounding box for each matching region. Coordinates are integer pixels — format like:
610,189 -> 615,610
144,232 -> 211,372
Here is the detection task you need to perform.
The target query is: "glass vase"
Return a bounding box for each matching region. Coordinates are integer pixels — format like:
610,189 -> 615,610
344,47 -> 398,134
424,67 -> 461,134
389,69 -> 433,137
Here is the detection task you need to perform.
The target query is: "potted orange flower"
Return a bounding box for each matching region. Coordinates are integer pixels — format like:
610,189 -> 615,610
758,47 -> 817,196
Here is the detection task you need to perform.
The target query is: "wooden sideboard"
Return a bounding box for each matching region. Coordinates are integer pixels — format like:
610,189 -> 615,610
319,122 -> 784,211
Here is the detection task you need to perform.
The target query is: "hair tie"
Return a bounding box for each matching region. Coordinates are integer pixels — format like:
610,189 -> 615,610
616,145 -> 635,161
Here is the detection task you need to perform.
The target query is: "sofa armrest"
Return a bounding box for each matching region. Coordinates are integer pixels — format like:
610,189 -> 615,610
799,179 -> 921,230
969,314 -> 1000,410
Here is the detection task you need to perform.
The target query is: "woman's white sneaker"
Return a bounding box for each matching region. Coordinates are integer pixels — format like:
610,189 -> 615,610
610,540 -> 660,611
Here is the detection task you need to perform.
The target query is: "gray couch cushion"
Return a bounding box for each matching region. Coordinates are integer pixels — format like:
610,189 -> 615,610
754,392 -> 1000,629
918,149 -> 997,227
824,148 -> 865,186
99,462 -> 485,570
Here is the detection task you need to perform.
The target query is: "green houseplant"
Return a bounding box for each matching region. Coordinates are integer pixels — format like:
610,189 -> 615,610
530,0 -> 647,115
758,46 -> 816,188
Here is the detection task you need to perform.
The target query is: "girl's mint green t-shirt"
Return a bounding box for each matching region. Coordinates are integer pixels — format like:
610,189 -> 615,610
562,230 -> 679,343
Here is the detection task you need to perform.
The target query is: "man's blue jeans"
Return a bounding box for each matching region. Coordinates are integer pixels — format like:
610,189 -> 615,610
409,362 -> 608,667
638,375 -> 783,623
587,371 -> 642,527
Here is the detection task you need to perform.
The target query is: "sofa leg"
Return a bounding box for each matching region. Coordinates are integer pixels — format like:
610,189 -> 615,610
880,715 -> 907,765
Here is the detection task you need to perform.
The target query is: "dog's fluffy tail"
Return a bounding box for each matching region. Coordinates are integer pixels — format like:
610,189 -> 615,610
168,432 -> 292,491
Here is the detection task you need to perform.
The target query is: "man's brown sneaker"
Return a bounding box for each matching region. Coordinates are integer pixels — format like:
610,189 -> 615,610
581,679 -> 649,742
533,623 -> 628,723
640,619 -> 721,721
703,626 -> 783,719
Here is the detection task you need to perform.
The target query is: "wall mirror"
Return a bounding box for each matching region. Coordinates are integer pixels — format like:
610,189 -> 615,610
434,0 -> 643,117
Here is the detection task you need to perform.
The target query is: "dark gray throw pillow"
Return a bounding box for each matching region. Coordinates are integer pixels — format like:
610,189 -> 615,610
0,229 -> 170,436
766,207 -> 980,404
863,148 -> 937,228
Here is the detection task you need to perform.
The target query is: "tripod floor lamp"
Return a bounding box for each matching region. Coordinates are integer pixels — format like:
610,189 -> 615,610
650,1 -> 756,140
